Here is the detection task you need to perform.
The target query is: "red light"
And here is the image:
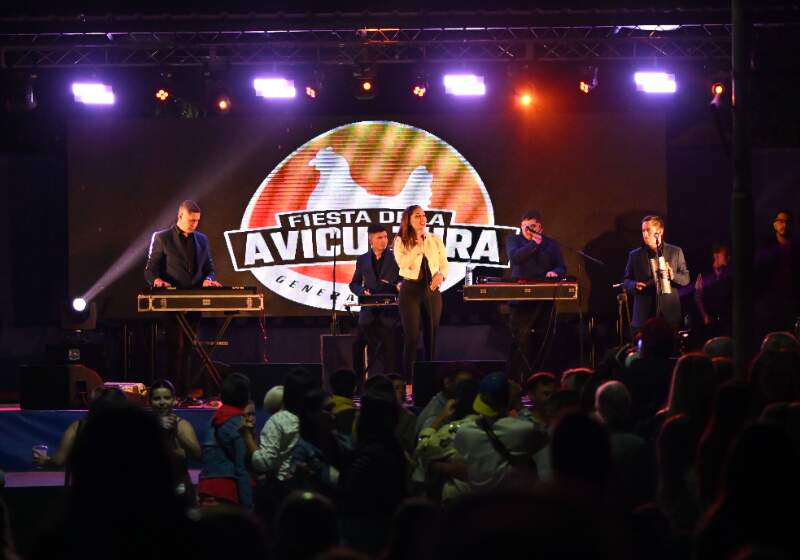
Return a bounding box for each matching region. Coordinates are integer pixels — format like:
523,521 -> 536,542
155,88 -> 170,102
712,82 -> 725,96
413,85 -> 426,97
518,93 -> 533,107
362,81 -> 372,92
579,81 -> 591,94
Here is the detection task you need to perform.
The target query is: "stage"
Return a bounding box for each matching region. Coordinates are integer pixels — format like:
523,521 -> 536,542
0,405 -> 268,472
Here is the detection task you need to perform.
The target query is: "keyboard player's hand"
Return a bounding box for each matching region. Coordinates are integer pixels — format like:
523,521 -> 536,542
153,278 -> 172,288
203,279 -> 222,287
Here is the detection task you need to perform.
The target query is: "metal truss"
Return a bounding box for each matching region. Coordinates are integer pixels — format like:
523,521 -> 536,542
0,9 -> 795,69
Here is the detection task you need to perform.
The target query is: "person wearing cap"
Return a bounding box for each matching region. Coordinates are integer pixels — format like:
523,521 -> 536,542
506,210 -> 566,381
453,372 -> 549,491
349,223 -> 401,382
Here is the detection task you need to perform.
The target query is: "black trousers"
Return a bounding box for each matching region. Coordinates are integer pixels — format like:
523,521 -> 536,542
352,309 -> 398,384
508,302 -> 554,383
399,279 -> 442,381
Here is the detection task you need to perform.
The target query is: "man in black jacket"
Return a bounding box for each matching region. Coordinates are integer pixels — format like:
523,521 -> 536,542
623,215 -> 689,331
144,200 -> 221,396
349,224 -> 401,382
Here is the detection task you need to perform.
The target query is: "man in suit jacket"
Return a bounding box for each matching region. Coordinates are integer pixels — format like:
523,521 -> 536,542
144,200 -> 220,289
624,215 -> 690,331
144,200 -> 221,397
349,224 -> 401,382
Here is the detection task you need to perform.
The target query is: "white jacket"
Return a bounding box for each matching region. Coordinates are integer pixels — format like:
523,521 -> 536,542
393,234 -> 449,281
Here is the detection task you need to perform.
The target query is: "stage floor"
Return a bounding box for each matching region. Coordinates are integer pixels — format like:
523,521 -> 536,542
0,405 -> 266,472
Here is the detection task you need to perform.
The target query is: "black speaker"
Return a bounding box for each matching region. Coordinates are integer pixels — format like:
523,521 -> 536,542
412,360 -> 506,408
19,364 -> 104,410
320,334 -> 356,390
228,363 -> 322,407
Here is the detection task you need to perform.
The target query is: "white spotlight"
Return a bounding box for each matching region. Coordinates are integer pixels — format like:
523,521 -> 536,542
253,78 -> 296,99
443,74 -> 486,96
72,298 -> 87,312
71,82 -> 115,105
634,72 -> 677,94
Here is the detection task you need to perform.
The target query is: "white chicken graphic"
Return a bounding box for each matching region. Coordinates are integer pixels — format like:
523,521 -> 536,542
306,146 -> 433,210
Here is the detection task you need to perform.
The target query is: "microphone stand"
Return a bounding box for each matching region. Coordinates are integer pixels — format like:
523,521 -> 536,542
330,227 -> 341,336
545,236 -> 605,367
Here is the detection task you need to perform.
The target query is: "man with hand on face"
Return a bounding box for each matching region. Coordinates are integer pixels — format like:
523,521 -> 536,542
505,210 -> 566,382
623,215 -> 690,332
350,224 -> 401,383
144,200 -> 221,398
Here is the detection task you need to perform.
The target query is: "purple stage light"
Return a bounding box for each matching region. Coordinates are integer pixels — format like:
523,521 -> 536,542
443,74 -> 486,96
253,78 -> 296,99
71,82 -> 115,105
634,72 -> 677,94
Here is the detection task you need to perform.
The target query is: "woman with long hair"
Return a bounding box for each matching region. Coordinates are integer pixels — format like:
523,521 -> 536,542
393,205 -> 449,380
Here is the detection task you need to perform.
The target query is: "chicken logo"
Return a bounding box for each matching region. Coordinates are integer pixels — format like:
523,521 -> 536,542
225,121 -> 514,311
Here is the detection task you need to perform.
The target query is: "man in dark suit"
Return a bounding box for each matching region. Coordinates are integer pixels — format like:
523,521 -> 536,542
144,200 -> 221,397
624,215 -> 690,331
349,224 -> 401,383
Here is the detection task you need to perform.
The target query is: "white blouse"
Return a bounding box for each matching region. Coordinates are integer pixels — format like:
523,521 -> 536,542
393,233 -> 450,281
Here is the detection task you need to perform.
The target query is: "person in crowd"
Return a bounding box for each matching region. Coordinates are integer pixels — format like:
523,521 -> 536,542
519,372 -> 558,481
695,422 -> 800,560
379,498 -> 443,560
594,381 -> 654,508
33,386 -> 128,472
340,385 -> 407,555
273,491 -> 340,560
703,335 -> 734,359
64,402 -> 190,560
505,210 -> 566,381
655,414 -> 700,537
386,373 -> 417,455
695,381 -> 751,508
330,369 -> 358,436
264,385 -> 284,414
623,215 -> 690,331
290,389 -> 352,497
549,410 -> 613,498
694,242 -> 733,337
416,378 -> 478,505
350,223 -> 401,381
415,369 -> 474,436
453,372 -> 549,490
148,378 -> 202,502
560,367 -> 593,397
760,330 -> 800,351
393,205 -> 449,381
748,348 -> 800,414
198,372 -> 252,508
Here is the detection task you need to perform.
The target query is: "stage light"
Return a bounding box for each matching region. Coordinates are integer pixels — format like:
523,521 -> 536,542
361,80 -> 373,92
215,95 -> 231,113
518,92 -> 533,107
72,298 -> 87,312
712,82 -> 725,96
443,74 -> 486,96
253,78 -> 296,99
634,72 -> 677,94
72,82 -> 115,105
579,66 -> 599,94
305,86 -> 317,99
353,68 -> 377,100
155,88 -> 170,102
412,85 -> 427,98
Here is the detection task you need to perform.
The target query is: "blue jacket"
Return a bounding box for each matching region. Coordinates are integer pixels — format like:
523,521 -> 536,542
199,415 -> 252,508
349,249 -> 400,325
506,234 -> 566,280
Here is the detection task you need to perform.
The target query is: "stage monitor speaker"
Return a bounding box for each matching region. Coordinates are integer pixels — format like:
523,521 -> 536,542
412,360 -> 506,408
320,334 -> 356,390
228,363 -> 322,407
19,364 -> 104,410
